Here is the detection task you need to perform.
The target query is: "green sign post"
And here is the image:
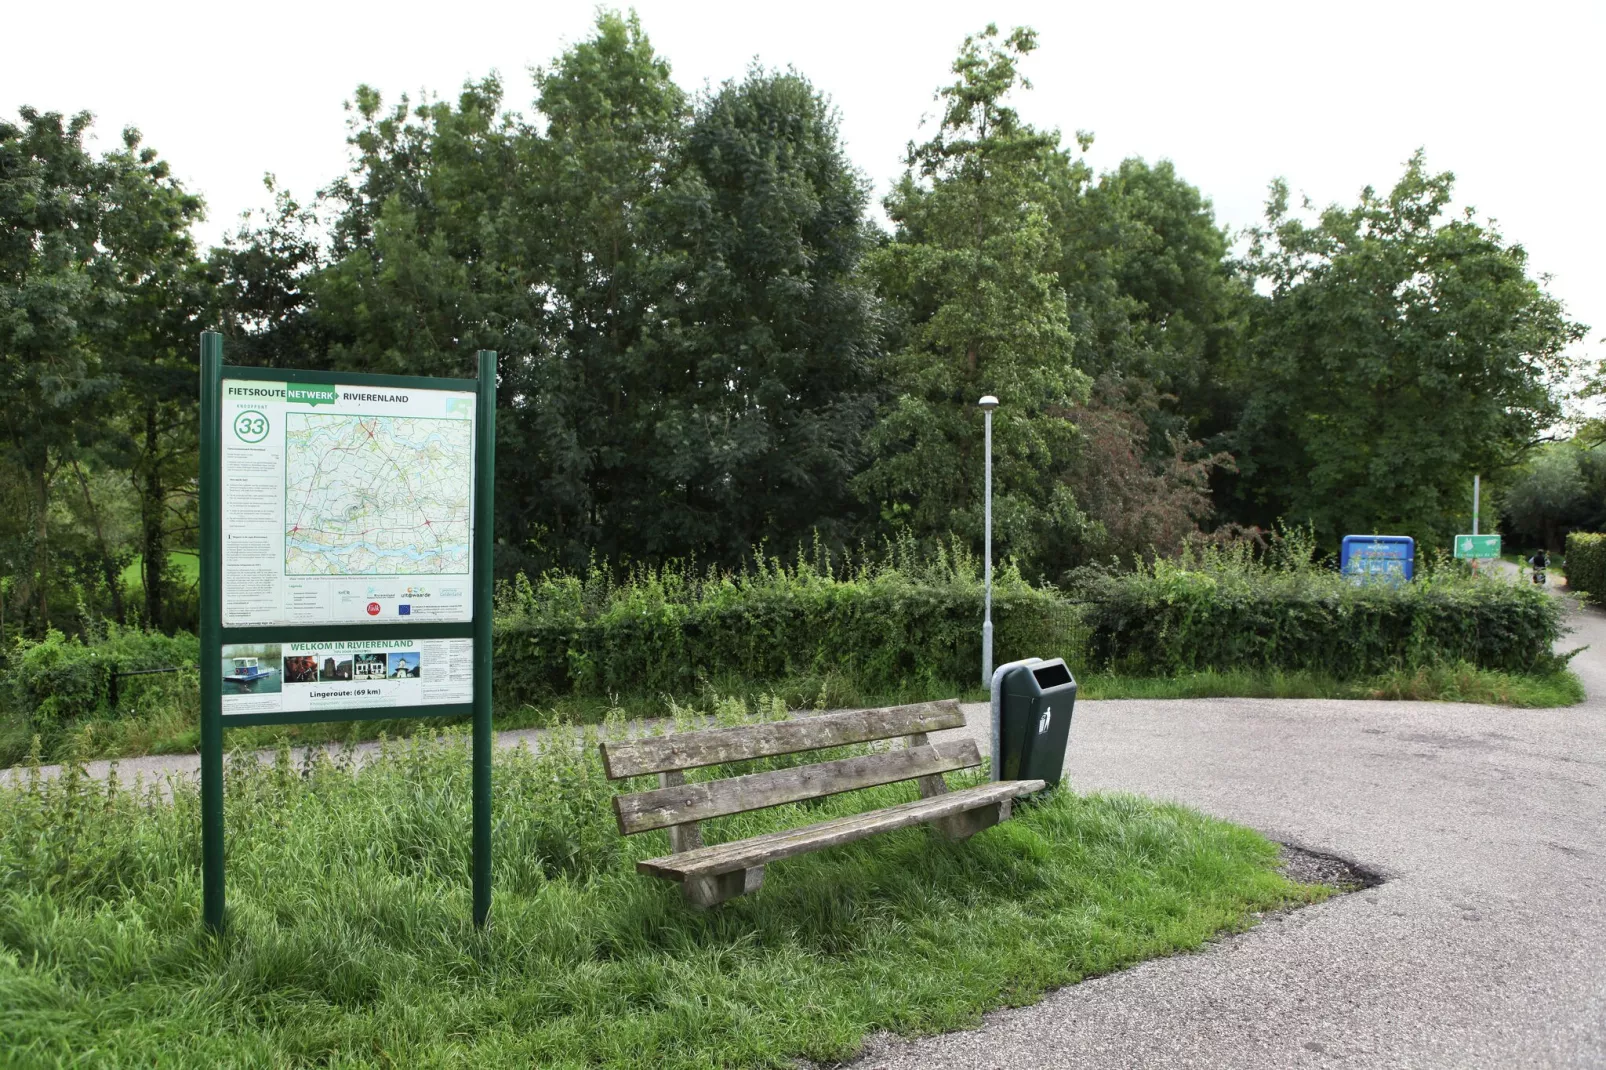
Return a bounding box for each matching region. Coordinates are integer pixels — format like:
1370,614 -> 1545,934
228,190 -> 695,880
1454,534 -> 1501,560
198,331 -> 497,932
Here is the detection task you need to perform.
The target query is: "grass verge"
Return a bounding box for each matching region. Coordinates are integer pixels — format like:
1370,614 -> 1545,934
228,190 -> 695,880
1,659 -> 1585,770
0,724 -> 1322,1068
1080,664 -> 1587,708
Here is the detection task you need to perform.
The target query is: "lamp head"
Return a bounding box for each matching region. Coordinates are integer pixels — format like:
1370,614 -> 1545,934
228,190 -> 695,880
977,395 -> 999,411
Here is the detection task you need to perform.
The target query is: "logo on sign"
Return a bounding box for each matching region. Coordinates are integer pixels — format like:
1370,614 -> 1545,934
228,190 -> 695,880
398,604 -> 410,616
1038,706 -> 1052,734
366,602 -> 381,616
286,383 -> 338,407
232,410 -> 269,443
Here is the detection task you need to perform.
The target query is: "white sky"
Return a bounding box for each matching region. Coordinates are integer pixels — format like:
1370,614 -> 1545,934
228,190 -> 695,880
5,0 -> 1601,363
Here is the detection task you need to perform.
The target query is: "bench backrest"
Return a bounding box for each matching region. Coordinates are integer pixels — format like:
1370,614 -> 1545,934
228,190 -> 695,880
600,699 -> 980,837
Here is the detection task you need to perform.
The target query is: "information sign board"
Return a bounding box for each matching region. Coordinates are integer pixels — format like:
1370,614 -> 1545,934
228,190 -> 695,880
1340,535 -> 1415,585
1454,534 -> 1502,559
222,637 -> 473,717
220,379 -> 475,627
198,333 -> 497,933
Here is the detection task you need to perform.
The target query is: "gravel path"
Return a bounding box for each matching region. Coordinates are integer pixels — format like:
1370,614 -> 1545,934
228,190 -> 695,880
842,583 -> 1606,1069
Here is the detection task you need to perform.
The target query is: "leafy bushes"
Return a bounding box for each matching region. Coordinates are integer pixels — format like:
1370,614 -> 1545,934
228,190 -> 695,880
492,547 -> 1082,706
1565,532 -> 1606,599
493,536 -> 1569,705
2,626 -> 198,751
1,538 -> 1572,767
1073,543 -> 1566,677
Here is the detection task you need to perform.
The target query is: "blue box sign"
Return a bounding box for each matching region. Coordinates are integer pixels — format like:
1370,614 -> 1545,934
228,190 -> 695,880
1340,535 -> 1415,585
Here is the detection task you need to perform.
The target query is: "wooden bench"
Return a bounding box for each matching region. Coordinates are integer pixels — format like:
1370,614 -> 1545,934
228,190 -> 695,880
599,699 -> 1046,907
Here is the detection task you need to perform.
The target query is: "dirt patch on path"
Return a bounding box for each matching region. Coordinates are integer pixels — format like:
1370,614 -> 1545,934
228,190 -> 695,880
1277,842 -> 1385,892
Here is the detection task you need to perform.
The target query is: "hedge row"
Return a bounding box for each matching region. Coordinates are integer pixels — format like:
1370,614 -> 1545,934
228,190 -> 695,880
1076,558 -> 1565,677
3,552 -> 1569,746
1565,532 -> 1606,600
492,570 -> 1081,706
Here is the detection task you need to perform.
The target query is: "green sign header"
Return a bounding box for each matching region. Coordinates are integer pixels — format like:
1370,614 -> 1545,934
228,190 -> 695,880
286,383 -> 338,406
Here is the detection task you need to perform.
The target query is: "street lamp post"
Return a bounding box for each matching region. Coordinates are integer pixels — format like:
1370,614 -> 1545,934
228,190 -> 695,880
979,395 -> 999,686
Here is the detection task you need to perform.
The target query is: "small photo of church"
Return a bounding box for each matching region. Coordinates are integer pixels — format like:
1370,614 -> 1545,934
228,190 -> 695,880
390,652 -> 421,679
353,653 -> 388,680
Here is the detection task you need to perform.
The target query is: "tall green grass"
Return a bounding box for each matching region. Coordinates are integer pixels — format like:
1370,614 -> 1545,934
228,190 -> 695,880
1081,664 -> 1585,706
0,709 -> 1318,1068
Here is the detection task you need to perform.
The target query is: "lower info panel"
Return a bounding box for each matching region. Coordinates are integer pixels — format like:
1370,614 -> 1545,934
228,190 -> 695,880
221,637 -> 473,719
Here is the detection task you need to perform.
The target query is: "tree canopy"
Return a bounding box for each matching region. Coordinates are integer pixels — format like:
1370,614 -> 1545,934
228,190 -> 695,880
0,12 -> 1588,637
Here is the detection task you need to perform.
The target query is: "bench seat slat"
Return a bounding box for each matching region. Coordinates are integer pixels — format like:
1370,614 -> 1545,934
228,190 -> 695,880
613,738 -> 983,835
599,700 -> 965,778
637,780 -> 1045,880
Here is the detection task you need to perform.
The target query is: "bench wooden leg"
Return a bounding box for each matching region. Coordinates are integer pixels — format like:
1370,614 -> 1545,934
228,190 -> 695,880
683,866 -> 765,909
933,799 -> 1011,841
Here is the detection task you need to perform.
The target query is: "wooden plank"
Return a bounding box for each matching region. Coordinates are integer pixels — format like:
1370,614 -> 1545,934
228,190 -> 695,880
599,699 -> 966,779
637,779 -> 1045,880
613,738 -> 982,835
934,798 -> 1010,841
657,770 -> 703,853
906,731 -> 950,800
684,866 -> 764,908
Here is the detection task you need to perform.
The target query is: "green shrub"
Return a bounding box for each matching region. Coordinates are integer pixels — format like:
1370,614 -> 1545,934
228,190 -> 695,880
2,625 -> 198,750
491,546 -> 1084,705
1565,532 -> 1606,599
1073,542 -> 1566,677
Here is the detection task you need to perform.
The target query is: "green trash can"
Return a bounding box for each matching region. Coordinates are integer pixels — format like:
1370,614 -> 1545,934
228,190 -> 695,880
995,658 -> 1078,789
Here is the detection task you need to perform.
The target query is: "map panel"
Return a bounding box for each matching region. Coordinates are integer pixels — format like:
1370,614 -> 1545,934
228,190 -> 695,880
219,377 -> 477,627
284,414 -> 472,576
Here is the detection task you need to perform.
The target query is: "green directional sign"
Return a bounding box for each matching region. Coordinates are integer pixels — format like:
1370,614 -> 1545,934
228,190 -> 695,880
1454,534 -> 1501,559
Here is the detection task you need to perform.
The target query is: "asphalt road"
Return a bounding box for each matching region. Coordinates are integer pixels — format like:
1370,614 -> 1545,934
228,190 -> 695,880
846,596 -> 1606,1069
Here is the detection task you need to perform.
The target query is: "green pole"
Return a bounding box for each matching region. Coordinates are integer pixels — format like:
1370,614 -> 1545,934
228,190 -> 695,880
199,331 -> 225,933
472,351 -> 497,928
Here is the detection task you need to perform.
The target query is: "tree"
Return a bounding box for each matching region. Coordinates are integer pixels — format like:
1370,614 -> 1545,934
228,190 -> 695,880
228,13 -> 890,575
1062,377 -> 1230,567
638,68 -> 883,561
1227,152 -> 1585,546
1051,158 -> 1242,391
0,110 -> 207,634
0,109 -> 117,633
858,25 -> 1088,573
98,128 -> 208,630
510,11 -> 690,569
1500,443 -> 1586,552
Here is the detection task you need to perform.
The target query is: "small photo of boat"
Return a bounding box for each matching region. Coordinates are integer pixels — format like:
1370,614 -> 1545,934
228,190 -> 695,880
222,645 -> 283,696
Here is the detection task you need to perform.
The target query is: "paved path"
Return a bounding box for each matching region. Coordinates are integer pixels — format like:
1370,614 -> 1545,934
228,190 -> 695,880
0,723 -> 558,791
846,589 -> 1606,1069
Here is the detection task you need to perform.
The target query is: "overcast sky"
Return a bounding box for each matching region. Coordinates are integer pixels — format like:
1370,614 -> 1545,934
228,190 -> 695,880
6,0 -> 1600,362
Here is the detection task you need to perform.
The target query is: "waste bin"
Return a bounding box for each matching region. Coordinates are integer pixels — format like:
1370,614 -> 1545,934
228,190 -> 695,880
995,658 -> 1078,789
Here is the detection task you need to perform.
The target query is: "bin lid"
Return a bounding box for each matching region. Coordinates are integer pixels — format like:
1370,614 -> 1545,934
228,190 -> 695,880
1008,658 -> 1075,695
